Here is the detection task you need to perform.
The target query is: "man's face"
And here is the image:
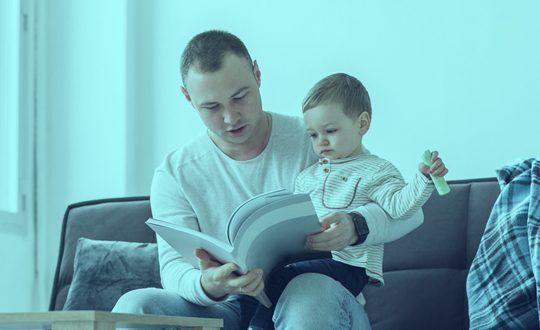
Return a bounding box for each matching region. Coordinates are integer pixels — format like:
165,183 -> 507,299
303,103 -> 367,160
182,53 -> 264,149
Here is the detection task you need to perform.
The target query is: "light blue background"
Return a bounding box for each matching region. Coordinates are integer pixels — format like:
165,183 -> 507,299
1,0 -> 539,312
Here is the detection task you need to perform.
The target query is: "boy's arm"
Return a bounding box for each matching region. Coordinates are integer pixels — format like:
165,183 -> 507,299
367,162 -> 434,219
355,203 -> 424,245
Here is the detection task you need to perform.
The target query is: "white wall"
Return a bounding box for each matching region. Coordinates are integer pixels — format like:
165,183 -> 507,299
36,0 -> 129,310
150,0 -> 540,180
1,0 -> 538,312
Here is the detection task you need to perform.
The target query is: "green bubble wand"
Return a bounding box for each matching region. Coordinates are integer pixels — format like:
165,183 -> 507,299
422,150 -> 450,196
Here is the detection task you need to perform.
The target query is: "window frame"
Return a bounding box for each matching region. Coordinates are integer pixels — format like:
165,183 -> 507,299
0,0 -> 35,230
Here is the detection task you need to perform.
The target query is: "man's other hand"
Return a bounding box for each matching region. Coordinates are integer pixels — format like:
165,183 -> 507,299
195,249 -> 265,300
306,212 -> 357,251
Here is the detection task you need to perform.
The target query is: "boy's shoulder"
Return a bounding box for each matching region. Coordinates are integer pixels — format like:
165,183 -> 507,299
356,153 -> 401,177
296,152 -> 397,177
357,152 -> 395,169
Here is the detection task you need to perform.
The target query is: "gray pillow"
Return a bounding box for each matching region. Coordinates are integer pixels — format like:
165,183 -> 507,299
63,238 -> 161,311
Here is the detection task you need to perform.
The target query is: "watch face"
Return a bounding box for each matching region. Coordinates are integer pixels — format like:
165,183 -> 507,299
353,213 -> 369,234
350,213 -> 369,245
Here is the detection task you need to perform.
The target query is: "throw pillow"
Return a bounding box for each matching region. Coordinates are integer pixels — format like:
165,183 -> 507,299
63,238 -> 161,311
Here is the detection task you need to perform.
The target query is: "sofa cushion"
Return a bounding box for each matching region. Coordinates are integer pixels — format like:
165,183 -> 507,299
50,197 -> 154,311
63,238 -> 160,311
364,268 -> 467,330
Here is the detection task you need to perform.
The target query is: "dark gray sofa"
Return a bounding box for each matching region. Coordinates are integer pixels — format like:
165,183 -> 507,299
49,178 -> 501,330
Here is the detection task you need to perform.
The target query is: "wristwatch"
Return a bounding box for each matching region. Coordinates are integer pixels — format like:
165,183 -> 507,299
349,212 -> 370,245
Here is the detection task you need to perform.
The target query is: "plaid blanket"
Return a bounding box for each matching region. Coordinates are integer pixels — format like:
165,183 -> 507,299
467,159 -> 540,329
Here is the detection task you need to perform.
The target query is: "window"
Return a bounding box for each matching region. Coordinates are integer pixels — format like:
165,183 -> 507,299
0,0 -> 34,225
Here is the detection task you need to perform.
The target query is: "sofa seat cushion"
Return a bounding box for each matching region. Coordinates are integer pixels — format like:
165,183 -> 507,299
364,268 -> 467,330
63,238 -> 161,311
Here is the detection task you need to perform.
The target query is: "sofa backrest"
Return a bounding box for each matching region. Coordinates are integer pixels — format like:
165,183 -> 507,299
49,197 -> 153,311
364,178 -> 500,330
49,179 -> 501,330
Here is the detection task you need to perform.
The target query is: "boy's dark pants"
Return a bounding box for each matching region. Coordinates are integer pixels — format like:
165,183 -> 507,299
249,258 -> 369,329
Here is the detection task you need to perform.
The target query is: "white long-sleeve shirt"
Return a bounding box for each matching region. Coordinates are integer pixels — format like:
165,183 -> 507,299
150,112 -> 424,306
295,152 -> 434,284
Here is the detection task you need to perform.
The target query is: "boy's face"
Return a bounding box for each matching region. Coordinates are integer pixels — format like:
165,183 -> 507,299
303,103 -> 368,160
181,53 -> 264,150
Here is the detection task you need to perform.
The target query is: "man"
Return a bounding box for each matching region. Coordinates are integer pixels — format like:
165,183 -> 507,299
113,30 -> 424,329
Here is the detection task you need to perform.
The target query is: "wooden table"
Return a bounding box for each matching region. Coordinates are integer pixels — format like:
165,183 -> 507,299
0,311 -> 223,330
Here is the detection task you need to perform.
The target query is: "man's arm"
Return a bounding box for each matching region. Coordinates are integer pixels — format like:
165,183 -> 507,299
152,155 -> 264,305
151,159 -> 218,306
307,203 -> 423,251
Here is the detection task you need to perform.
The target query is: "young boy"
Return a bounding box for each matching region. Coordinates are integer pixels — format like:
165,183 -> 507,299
248,73 -> 449,329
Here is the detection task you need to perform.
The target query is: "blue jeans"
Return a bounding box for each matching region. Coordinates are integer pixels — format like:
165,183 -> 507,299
250,259 -> 368,329
113,273 -> 372,330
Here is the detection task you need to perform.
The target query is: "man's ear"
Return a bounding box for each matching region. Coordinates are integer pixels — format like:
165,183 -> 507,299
181,86 -> 191,102
357,112 -> 371,135
253,60 -> 262,87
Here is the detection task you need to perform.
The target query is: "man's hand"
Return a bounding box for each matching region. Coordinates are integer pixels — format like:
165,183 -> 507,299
195,249 -> 265,300
306,212 -> 358,251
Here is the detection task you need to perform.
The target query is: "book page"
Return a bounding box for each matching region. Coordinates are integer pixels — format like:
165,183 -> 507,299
226,188 -> 290,244
146,218 -> 236,269
231,194 -> 322,275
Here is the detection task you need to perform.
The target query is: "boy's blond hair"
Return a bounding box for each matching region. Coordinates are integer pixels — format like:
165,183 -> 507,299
302,73 -> 372,120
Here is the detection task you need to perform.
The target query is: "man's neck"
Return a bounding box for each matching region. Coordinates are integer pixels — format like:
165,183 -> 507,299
213,112 -> 272,161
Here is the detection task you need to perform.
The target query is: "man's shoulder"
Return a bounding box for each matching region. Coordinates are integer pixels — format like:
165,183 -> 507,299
271,112 -> 306,135
158,133 -> 213,171
269,112 -> 315,161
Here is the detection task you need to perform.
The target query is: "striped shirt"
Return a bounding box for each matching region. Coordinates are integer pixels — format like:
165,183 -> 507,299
295,151 -> 433,284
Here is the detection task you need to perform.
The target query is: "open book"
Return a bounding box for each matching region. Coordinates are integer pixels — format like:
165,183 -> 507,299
146,189 -> 322,307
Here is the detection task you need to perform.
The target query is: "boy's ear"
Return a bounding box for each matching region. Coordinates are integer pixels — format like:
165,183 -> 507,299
357,112 -> 371,135
181,86 -> 192,102
253,60 -> 262,87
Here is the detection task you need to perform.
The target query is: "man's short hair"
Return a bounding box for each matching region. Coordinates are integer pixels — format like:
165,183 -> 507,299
302,73 -> 372,120
180,30 -> 253,84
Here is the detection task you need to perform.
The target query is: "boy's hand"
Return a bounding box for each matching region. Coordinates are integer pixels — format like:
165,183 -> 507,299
419,150 -> 448,178
306,212 -> 357,251
195,249 -> 264,300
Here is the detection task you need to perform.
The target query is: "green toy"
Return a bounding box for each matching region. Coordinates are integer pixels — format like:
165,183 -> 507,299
422,150 -> 450,196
